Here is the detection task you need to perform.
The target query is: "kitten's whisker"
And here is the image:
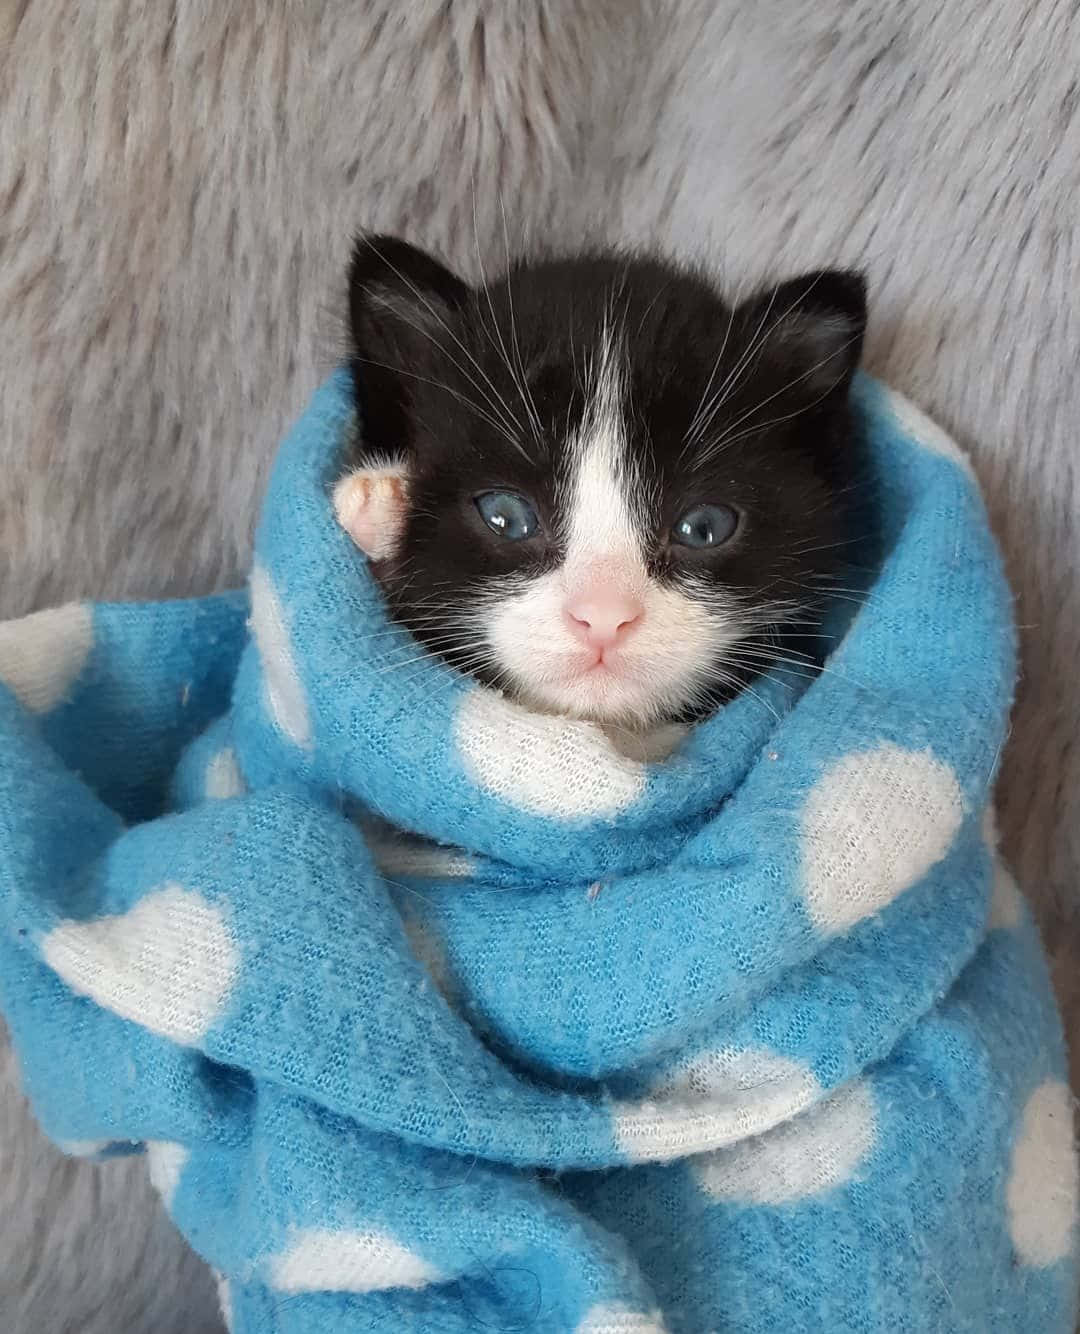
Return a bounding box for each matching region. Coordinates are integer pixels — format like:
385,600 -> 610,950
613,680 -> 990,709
724,676 -> 782,722
360,298 -> 523,445
498,195 -> 545,443
472,189 -> 543,450
726,648 -> 876,696
360,236 -> 526,447
634,280 -> 672,340
773,578 -> 873,608
788,536 -> 872,556
379,634 -> 496,676
722,652 -> 819,679
683,299 -> 739,453
689,273 -> 830,446
685,280 -> 784,450
362,236 -> 520,433
567,300 -> 583,398
694,332 -> 863,465
688,272 -> 836,456
352,355 -> 519,449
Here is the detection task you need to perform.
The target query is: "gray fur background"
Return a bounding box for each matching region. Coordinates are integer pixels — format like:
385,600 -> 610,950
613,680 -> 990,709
2,2 -> 1078,1329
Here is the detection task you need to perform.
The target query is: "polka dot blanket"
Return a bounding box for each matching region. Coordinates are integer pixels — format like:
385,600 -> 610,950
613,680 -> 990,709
1,370 -> 1077,1332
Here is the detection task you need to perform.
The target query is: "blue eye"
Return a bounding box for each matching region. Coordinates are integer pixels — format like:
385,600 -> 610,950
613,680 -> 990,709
672,503 -> 739,549
475,491 -> 541,541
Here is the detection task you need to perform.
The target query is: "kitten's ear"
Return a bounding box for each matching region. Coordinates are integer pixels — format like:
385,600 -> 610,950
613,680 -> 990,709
740,270 -> 867,400
348,234 -> 471,454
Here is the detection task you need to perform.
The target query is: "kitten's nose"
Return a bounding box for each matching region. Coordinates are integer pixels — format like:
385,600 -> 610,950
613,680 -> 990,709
564,590 -> 644,650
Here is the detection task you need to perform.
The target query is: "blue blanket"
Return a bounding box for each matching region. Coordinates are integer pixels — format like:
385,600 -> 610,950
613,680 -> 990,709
1,370 -> 1076,1332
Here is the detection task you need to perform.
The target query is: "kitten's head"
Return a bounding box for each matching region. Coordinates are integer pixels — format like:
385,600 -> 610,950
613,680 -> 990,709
338,235 -> 867,728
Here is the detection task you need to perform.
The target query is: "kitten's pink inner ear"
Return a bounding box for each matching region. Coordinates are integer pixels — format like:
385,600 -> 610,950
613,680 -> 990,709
333,465 -> 410,562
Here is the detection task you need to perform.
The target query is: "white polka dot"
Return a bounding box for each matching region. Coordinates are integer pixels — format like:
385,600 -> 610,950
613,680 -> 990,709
576,1304 -> 669,1334
146,1140 -> 189,1210
0,602 -> 94,714
883,387 -> 976,480
269,1227 -> 443,1294
213,1271 -> 234,1332
800,744 -> 964,934
42,885 -> 239,1045
1007,1080 -> 1079,1266
58,1138 -> 116,1158
696,1079 -> 876,1204
613,1047 -> 820,1164
248,566 -> 311,749
205,747 -> 246,800
988,857 -> 1024,930
455,689 -> 646,818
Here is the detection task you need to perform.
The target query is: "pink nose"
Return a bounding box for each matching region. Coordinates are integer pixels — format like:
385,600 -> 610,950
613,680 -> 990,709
564,590 -> 644,649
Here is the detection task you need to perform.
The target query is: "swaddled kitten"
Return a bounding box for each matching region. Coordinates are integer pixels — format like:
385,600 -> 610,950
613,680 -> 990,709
334,236 -> 867,729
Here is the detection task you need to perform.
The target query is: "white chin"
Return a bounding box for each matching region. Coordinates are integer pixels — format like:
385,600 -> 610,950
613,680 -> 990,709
513,667 -> 683,727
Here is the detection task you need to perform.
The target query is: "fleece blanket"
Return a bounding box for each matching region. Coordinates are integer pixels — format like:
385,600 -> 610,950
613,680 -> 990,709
0,370 -> 1076,1333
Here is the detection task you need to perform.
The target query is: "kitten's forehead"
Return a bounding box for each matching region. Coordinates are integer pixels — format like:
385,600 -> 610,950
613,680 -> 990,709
561,324 -> 643,565
469,268 -> 728,480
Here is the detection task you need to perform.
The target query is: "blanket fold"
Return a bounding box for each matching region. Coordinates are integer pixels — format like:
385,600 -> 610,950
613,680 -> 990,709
1,370 -> 1076,1332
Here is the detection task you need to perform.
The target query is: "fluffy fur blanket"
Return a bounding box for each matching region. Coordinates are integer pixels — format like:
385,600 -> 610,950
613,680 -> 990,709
4,4 -> 1080,1330
1,372 -> 1075,1332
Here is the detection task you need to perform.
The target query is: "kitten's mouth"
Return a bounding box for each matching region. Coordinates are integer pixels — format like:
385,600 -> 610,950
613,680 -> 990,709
502,646 -> 698,728
558,651 -> 652,705
573,649 -> 624,678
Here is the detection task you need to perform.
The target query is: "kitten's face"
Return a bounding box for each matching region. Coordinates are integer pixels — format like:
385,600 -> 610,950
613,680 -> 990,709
340,239 -> 866,727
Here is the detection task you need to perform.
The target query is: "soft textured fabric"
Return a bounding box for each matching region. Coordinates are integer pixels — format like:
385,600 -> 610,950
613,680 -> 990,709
1,371 -> 1076,1332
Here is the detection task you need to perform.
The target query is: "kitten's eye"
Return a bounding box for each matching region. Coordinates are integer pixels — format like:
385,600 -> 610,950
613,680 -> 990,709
672,503 -> 739,549
475,491 -> 541,541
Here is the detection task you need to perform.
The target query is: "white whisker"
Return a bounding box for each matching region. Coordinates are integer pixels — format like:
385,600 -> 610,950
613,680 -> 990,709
498,195 -> 545,443
361,236 -> 527,450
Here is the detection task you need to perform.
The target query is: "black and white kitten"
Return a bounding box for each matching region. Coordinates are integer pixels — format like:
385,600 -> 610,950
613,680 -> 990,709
334,236 -> 867,730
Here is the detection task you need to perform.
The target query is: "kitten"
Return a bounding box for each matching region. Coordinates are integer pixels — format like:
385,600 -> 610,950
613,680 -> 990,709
334,235 -> 867,731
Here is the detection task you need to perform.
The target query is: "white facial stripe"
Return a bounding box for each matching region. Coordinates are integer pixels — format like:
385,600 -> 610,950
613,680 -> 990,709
564,325 -> 643,574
